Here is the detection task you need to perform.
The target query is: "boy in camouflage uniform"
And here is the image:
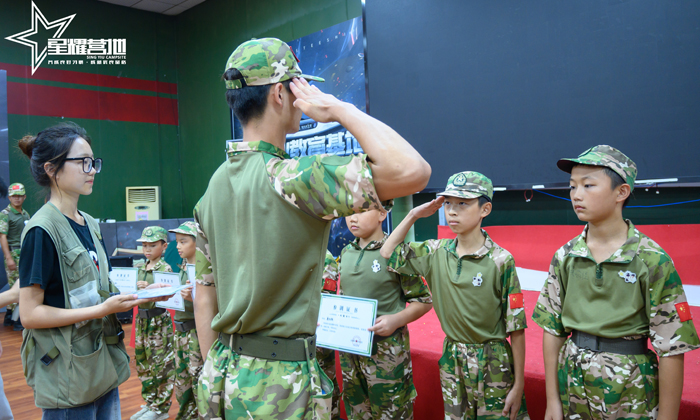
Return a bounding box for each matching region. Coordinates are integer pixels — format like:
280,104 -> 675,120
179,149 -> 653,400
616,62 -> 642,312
0,183 -> 30,328
133,226 -> 175,420
318,251 -> 341,420
339,209 -> 432,419
382,172 -> 530,420
168,221 -> 203,420
532,145 -> 700,420
192,37 -> 429,420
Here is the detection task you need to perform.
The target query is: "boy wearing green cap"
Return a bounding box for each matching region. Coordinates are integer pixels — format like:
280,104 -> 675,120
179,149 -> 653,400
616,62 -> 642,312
133,226 -> 175,420
193,36 -> 430,420
168,221 -> 202,420
0,183 -> 30,329
339,209 -> 432,420
318,250 -> 341,419
382,171 -> 529,420
532,145 -> 700,420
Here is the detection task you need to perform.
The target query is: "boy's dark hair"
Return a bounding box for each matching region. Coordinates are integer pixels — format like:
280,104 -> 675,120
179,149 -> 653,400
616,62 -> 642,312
478,196 -> 490,207
602,167 -> 631,208
223,69 -> 292,126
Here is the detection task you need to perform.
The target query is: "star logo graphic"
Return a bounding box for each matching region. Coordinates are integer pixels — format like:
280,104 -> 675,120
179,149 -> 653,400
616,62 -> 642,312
5,2 -> 75,75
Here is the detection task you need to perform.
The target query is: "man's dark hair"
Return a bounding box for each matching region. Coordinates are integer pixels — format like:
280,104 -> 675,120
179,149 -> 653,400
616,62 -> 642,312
223,69 -> 292,126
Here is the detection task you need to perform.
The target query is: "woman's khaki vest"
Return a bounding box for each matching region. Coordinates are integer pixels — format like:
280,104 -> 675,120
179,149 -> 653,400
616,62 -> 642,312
19,202 -> 130,409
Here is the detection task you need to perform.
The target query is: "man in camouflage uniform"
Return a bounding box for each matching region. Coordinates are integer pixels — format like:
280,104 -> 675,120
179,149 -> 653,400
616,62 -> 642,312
383,172 -> 530,420
0,183 -> 30,328
133,226 -> 175,420
192,37 -> 429,420
318,251 -> 341,420
532,145 -> 700,420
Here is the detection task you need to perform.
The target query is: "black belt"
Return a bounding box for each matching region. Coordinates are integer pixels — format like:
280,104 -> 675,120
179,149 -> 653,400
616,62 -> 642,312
220,332 -> 316,362
9,246 -> 20,251
571,330 -> 647,355
174,320 -> 197,333
137,308 -> 166,319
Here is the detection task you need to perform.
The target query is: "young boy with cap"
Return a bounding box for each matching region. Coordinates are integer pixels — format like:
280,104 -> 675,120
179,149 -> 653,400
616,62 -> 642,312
133,226 -> 175,420
318,250 -> 341,420
0,183 -> 30,330
193,37 -> 430,420
532,145 -> 700,420
382,171 -> 530,420
339,209 -> 432,419
168,221 -> 202,420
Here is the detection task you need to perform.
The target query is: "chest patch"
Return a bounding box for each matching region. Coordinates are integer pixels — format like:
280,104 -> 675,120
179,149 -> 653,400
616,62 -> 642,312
618,270 -> 637,284
371,259 -> 381,273
472,272 -> 483,287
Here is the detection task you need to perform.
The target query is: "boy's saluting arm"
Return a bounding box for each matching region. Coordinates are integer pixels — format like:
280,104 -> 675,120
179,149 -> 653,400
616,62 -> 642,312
379,197 -> 445,260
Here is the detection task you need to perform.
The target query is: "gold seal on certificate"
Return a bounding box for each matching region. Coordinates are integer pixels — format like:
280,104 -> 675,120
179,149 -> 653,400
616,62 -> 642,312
316,294 -> 378,357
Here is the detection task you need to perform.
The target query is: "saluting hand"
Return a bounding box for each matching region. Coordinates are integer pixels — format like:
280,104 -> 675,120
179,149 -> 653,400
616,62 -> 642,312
289,78 -> 349,123
410,196 -> 445,219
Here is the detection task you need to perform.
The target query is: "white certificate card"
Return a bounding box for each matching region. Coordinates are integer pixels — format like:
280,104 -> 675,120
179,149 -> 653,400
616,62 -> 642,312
316,294 -> 377,357
154,271 -> 185,311
109,267 -> 138,295
186,264 -> 196,300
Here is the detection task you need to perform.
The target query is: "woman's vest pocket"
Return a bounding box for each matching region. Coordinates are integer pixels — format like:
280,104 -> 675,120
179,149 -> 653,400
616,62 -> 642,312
67,331 -> 119,406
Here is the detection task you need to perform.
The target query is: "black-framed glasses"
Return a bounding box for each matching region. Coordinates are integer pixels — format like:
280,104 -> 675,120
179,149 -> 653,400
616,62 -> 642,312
65,157 -> 102,174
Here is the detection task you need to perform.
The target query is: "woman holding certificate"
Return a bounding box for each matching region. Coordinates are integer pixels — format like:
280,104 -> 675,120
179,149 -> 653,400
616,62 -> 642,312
17,122 -> 170,419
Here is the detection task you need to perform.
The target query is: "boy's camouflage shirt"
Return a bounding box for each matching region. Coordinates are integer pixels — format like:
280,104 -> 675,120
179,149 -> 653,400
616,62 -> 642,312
0,205 -> 31,247
532,220 -> 700,357
388,231 -> 526,344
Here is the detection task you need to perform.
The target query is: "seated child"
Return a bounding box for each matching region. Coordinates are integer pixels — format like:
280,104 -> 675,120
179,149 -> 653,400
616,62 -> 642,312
381,171 -> 529,420
340,209 -> 433,420
532,145 -> 700,420
132,226 -> 175,420
169,221 -> 203,420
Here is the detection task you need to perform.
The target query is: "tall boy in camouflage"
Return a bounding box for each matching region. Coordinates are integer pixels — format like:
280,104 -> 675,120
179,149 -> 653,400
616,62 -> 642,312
192,37 -> 430,420
338,209 -> 432,420
169,221 -> 203,420
382,172 -> 529,420
133,226 -> 175,420
0,183 -> 30,321
532,145 -> 700,420
318,250 -> 341,419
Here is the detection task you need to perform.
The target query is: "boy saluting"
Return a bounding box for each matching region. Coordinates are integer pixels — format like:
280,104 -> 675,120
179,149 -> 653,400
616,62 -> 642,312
533,145 -> 700,420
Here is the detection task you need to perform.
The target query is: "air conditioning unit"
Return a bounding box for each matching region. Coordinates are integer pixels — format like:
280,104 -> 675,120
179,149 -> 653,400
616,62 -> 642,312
126,186 -> 161,221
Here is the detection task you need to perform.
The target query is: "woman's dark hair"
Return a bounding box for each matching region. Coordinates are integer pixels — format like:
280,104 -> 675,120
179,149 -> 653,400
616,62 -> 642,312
223,68 -> 292,126
18,122 -> 92,189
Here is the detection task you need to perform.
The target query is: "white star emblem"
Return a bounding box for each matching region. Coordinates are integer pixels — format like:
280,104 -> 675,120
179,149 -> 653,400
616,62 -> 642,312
5,2 -> 75,75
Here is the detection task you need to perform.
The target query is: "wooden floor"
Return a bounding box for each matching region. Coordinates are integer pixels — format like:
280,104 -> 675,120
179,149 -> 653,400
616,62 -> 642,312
0,322 -> 181,419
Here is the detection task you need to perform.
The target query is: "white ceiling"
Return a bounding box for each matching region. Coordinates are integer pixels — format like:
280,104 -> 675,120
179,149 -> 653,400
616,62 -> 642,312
97,0 -> 207,16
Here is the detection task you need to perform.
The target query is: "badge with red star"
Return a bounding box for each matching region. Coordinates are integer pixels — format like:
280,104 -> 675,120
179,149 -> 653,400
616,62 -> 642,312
510,293 -> 524,309
675,302 -> 692,322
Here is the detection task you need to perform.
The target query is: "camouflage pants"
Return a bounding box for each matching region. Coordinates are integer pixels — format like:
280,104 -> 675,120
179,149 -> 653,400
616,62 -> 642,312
557,339 -> 659,420
339,326 -> 416,420
134,310 -> 175,414
197,337 -> 334,420
174,327 -> 203,420
3,249 -> 19,311
317,346 -> 341,420
439,338 -> 529,420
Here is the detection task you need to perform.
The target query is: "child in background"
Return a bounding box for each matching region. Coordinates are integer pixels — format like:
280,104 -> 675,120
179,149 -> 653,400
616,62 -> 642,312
168,222 -> 203,420
133,226 -> 175,420
532,146 -> 700,420
382,171 -> 529,420
339,209 -> 433,420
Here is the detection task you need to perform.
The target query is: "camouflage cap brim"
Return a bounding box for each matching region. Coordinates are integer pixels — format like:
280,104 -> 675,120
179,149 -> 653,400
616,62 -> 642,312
437,190 -> 485,200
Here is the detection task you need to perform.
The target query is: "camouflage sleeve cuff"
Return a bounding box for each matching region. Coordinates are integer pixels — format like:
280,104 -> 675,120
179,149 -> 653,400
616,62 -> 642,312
406,295 -> 432,304
532,303 -> 567,337
195,278 -> 215,287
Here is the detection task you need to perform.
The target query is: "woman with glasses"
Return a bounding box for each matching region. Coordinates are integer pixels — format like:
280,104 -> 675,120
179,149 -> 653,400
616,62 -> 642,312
17,122 -> 168,419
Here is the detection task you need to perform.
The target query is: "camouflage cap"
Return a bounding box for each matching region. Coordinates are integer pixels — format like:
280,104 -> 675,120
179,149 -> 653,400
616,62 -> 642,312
8,183 -> 25,196
437,171 -> 493,201
557,145 -> 637,191
168,221 -> 197,238
224,37 -> 325,89
136,226 -> 168,243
